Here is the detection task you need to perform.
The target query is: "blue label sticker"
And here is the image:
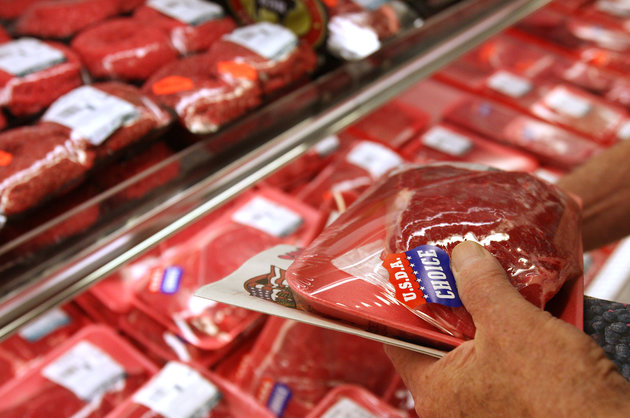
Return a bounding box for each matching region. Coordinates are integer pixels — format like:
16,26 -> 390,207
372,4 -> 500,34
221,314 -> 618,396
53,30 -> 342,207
160,266 -> 183,294
266,383 -> 292,417
404,245 -> 463,308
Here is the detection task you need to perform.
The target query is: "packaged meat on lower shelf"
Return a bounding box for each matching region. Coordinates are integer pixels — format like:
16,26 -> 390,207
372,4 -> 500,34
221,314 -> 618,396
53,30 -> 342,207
107,361 -> 274,418
0,38 -> 83,117
0,325 -> 158,417
401,123 -> 539,172
285,163 -> 583,341
134,0 -> 236,55
306,385 -> 406,418
71,18 -> 180,82
235,317 -> 397,418
15,0 -> 120,40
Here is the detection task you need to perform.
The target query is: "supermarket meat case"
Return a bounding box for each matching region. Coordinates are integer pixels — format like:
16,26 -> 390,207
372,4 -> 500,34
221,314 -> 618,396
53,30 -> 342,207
3,0 -> 630,417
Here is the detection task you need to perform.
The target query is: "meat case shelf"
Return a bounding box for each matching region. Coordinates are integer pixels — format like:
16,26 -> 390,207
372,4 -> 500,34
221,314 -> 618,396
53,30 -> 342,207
0,0 -> 551,340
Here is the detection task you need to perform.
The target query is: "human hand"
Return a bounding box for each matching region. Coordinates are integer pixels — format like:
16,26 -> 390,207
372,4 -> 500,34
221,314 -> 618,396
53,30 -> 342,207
385,241 -> 630,417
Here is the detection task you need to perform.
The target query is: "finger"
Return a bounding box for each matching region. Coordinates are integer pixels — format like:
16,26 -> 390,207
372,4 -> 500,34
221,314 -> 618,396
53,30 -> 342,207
384,344 -> 438,390
450,241 -> 541,331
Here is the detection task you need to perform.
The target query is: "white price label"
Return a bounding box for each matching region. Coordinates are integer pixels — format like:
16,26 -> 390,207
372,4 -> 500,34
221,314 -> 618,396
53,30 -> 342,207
18,308 -> 71,342
321,398 -> 378,418
133,362 -> 221,418
223,22 -> 297,60
43,86 -> 140,146
0,38 -> 65,76
42,342 -> 125,401
232,196 -> 303,237
148,0 -> 224,25
314,135 -> 340,157
544,86 -> 592,118
422,126 -> 473,157
345,141 -> 403,178
487,71 -> 533,98
617,121 -> 630,140
596,0 -> 630,17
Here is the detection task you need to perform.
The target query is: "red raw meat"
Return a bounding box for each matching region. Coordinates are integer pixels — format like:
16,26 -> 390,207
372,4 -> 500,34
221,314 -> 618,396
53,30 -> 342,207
0,26 -> 10,42
71,18 -> 179,82
0,40 -> 83,116
0,325 -> 157,418
115,0 -> 145,13
134,2 -> 236,55
286,164 -> 582,339
0,350 -> 15,387
0,0 -> 45,19
144,53 -> 261,134
16,0 -> 120,39
443,98 -> 603,170
237,318 -> 397,418
326,0 -> 409,39
0,123 -> 95,217
401,123 -> 539,172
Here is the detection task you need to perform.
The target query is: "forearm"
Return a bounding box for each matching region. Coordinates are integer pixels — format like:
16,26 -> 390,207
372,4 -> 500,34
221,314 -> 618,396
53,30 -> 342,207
557,140 -> 630,252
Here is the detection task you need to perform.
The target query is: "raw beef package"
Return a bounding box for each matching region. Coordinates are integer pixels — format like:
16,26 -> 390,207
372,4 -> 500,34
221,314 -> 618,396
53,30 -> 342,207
306,385 -> 406,418
143,22 -> 316,134
442,97 -> 603,170
107,361 -> 274,418
16,0 -> 120,39
134,0 -> 236,55
285,163 -> 583,341
0,325 -> 158,417
71,18 -> 179,82
118,187 -> 321,351
401,123 -> 539,173
0,38 -> 83,116
235,317 -> 397,418
0,0 -> 45,20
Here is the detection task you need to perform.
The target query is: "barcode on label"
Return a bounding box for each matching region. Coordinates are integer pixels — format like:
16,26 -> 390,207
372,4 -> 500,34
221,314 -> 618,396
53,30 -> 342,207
487,71 -> 532,98
133,362 -> 221,418
0,38 -> 66,76
232,196 -> 303,237
321,398 -> 378,418
422,126 -> 473,156
345,141 -> 403,178
224,22 -> 297,60
147,0 -> 224,25
544,87 -> 592,118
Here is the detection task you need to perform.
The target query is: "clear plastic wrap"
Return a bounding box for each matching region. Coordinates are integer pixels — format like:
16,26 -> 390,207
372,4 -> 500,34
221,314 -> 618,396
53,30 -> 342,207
71,18 -> 180,82
236,317 -> 397,418
285,163 -> 583,340
0,38 -> 83,116
134,0 -> 237,55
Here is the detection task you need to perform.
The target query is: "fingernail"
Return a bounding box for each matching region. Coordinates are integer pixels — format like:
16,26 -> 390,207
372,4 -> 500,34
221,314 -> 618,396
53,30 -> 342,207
451,241 -> 487,273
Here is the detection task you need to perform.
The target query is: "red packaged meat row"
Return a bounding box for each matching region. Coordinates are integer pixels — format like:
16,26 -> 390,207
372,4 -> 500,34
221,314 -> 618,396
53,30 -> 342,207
307,385 -> 407,418
0,82 -> 170,218
0,325 -> 158,417
144,22 -> 317,134
0,38 -> 83,117
235,317 -> 397,417
286,163 -> 583,341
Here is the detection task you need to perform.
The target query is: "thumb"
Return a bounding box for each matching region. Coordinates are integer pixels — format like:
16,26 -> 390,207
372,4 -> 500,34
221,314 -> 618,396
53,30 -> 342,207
451,241 -> 541,331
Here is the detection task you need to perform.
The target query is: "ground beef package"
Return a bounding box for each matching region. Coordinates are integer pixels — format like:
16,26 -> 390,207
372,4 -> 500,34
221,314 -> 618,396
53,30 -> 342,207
108,361 -> 274,418
71,18 -> 180,82
16,0 -> 121,39
286,163 -> 583,340
236,317 -> 397,418
134,0 -> 237,55
0,38 -> 83,117
0,325 -> 158,417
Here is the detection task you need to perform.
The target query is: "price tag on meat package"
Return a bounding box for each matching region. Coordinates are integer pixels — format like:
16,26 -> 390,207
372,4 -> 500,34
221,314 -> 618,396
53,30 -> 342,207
543,86 -> 592,118
43,86 -> 140,146
133,362 -> 221,418
147,0 -> 224,25
223,22 -> 298,60
383,245 -> 463,309
232,196 -> 303,237
345,141 -> 403,178
42,342 -> 126,401
0,38 -> 65,77
321,398 -> 379,418
486,70 -> 533,98
421,126 -> 473,157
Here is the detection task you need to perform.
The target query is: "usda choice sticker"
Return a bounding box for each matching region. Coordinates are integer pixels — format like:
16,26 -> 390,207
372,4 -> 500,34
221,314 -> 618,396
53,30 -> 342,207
383,245 -> 462,309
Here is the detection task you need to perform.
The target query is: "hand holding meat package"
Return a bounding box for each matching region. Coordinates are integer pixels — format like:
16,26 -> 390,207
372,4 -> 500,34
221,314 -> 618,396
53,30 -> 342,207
285,163 -> 583,340
0,83 -> 171,219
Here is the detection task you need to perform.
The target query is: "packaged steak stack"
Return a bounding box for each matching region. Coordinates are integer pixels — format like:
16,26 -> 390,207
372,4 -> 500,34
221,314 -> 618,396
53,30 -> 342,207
108,361 -> 274,417
16,0 -> 121,40
235,317 -> 397,417
0,325 -> 158,417
134,0 -> 237,55
307,385 -> 407,418
0,38 -> 83,117
71,18 -> 180,82
144,22 -> 317,134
